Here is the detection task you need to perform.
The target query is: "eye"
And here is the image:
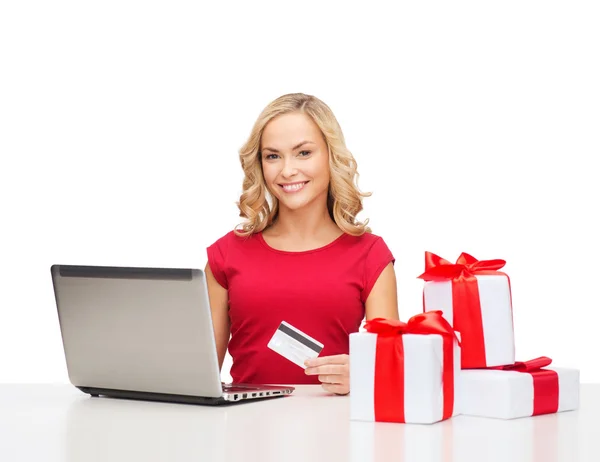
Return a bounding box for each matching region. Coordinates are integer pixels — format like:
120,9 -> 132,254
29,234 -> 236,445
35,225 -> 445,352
298,151 -> 311,157
264,153 -> 279,160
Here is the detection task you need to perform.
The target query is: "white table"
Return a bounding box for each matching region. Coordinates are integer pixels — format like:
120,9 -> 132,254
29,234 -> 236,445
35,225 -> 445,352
0,384 -> 597,461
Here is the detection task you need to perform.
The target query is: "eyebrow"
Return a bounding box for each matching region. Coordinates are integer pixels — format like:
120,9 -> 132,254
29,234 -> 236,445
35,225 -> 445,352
261,140 -> 315,153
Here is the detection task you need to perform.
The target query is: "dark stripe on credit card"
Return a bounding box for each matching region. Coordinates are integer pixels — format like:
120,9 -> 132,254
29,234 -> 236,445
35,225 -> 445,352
278,323 -> 323,353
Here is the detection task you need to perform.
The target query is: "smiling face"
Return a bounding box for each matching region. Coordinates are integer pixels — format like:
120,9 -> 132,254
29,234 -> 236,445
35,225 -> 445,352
260,112 -> 330,214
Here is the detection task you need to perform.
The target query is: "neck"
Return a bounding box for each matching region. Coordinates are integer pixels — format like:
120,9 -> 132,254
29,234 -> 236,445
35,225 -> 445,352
270,200 -> 337,239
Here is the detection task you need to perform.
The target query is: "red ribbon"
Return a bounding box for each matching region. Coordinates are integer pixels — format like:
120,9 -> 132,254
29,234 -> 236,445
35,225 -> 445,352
490,356 -> 559,416
417,251 -> 512,368
419,251 -> 507,281
364,311 -> 459,423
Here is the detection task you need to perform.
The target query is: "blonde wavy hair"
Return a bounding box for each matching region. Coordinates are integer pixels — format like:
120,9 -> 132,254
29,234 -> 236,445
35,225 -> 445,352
234,93 -> 372,237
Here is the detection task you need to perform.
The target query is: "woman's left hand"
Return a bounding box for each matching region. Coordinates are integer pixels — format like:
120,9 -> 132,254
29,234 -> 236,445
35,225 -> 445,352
304,354 -> 350,395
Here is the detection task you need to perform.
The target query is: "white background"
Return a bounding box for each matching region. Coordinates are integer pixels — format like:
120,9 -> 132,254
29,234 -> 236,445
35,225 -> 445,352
1,1 -> 598,384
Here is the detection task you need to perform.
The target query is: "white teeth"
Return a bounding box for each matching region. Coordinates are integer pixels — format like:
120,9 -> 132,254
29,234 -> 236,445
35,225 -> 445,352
282,182 -> 306,192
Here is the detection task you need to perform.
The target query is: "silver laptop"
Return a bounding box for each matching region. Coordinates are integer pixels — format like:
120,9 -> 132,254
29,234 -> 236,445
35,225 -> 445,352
50,264 -> 294,405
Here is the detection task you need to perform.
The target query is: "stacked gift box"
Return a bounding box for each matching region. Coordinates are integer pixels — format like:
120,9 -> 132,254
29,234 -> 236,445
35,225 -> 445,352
350,251 -> 580,424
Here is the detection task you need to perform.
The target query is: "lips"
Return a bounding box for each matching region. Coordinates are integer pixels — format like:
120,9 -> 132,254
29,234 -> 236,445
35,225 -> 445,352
279,181 -> 309,193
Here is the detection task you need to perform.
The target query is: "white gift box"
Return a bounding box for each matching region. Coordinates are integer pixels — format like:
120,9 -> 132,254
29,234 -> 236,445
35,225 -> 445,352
458,366 -> 579,419
423,274 -> 515,368
350,332 -> 461,424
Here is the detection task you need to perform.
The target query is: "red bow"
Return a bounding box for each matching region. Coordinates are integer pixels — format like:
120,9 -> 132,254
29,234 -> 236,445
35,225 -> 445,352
364,310 -> 460,342
363,311 -> 458,423
417,251 -> 506,281
492,356 -> 552,372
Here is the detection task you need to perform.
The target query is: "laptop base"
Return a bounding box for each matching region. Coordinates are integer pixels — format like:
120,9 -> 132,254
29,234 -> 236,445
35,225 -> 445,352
77,385 -> 291,406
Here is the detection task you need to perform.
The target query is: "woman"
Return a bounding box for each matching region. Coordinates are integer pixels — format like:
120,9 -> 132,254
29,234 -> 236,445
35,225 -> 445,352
206,93 -> 399,395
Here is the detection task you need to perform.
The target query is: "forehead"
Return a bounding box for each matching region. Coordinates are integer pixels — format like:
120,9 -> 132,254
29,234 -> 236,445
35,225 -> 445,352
261,112 -> 322,148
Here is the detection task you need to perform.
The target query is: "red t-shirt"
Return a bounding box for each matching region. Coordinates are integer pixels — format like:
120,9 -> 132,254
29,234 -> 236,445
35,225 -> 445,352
206,229 -> 395,385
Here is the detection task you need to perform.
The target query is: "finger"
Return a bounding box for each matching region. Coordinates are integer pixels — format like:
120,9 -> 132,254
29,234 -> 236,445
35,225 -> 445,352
305,354 -> 349,368
304,364 -> 347,376
305,364 -> 344,375
321,383 -> 350,395
318,374 -> 343,384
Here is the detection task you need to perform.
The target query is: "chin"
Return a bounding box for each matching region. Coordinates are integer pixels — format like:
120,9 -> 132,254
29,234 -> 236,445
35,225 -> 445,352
277,198 -> 311,211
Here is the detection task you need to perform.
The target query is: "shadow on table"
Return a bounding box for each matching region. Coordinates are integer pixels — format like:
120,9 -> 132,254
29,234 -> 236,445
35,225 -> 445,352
349,409 -> 579,462
64,389 -> 333,462
64,394 -> 229,462
63,390 -> 585,462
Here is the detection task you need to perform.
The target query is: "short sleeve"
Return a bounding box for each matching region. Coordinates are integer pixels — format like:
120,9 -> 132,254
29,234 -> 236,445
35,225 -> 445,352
206,234 -> 230,290
361,236 -> 395,303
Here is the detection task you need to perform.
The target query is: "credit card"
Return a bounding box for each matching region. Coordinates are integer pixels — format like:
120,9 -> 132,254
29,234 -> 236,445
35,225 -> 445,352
267,321 -> 324,369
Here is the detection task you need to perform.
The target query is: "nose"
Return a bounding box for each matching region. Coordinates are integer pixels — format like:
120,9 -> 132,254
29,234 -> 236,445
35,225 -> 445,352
280,157 -> 299,178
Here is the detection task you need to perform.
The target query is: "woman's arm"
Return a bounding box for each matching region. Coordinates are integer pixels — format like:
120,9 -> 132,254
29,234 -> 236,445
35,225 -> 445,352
365,262 -> 399,320
204,262 -> 230,370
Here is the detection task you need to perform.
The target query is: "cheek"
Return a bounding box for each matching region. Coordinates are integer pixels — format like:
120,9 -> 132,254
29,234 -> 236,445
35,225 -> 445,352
261,166 -> 280,195
311,160 -> 330,184
261,164 -> 276,183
